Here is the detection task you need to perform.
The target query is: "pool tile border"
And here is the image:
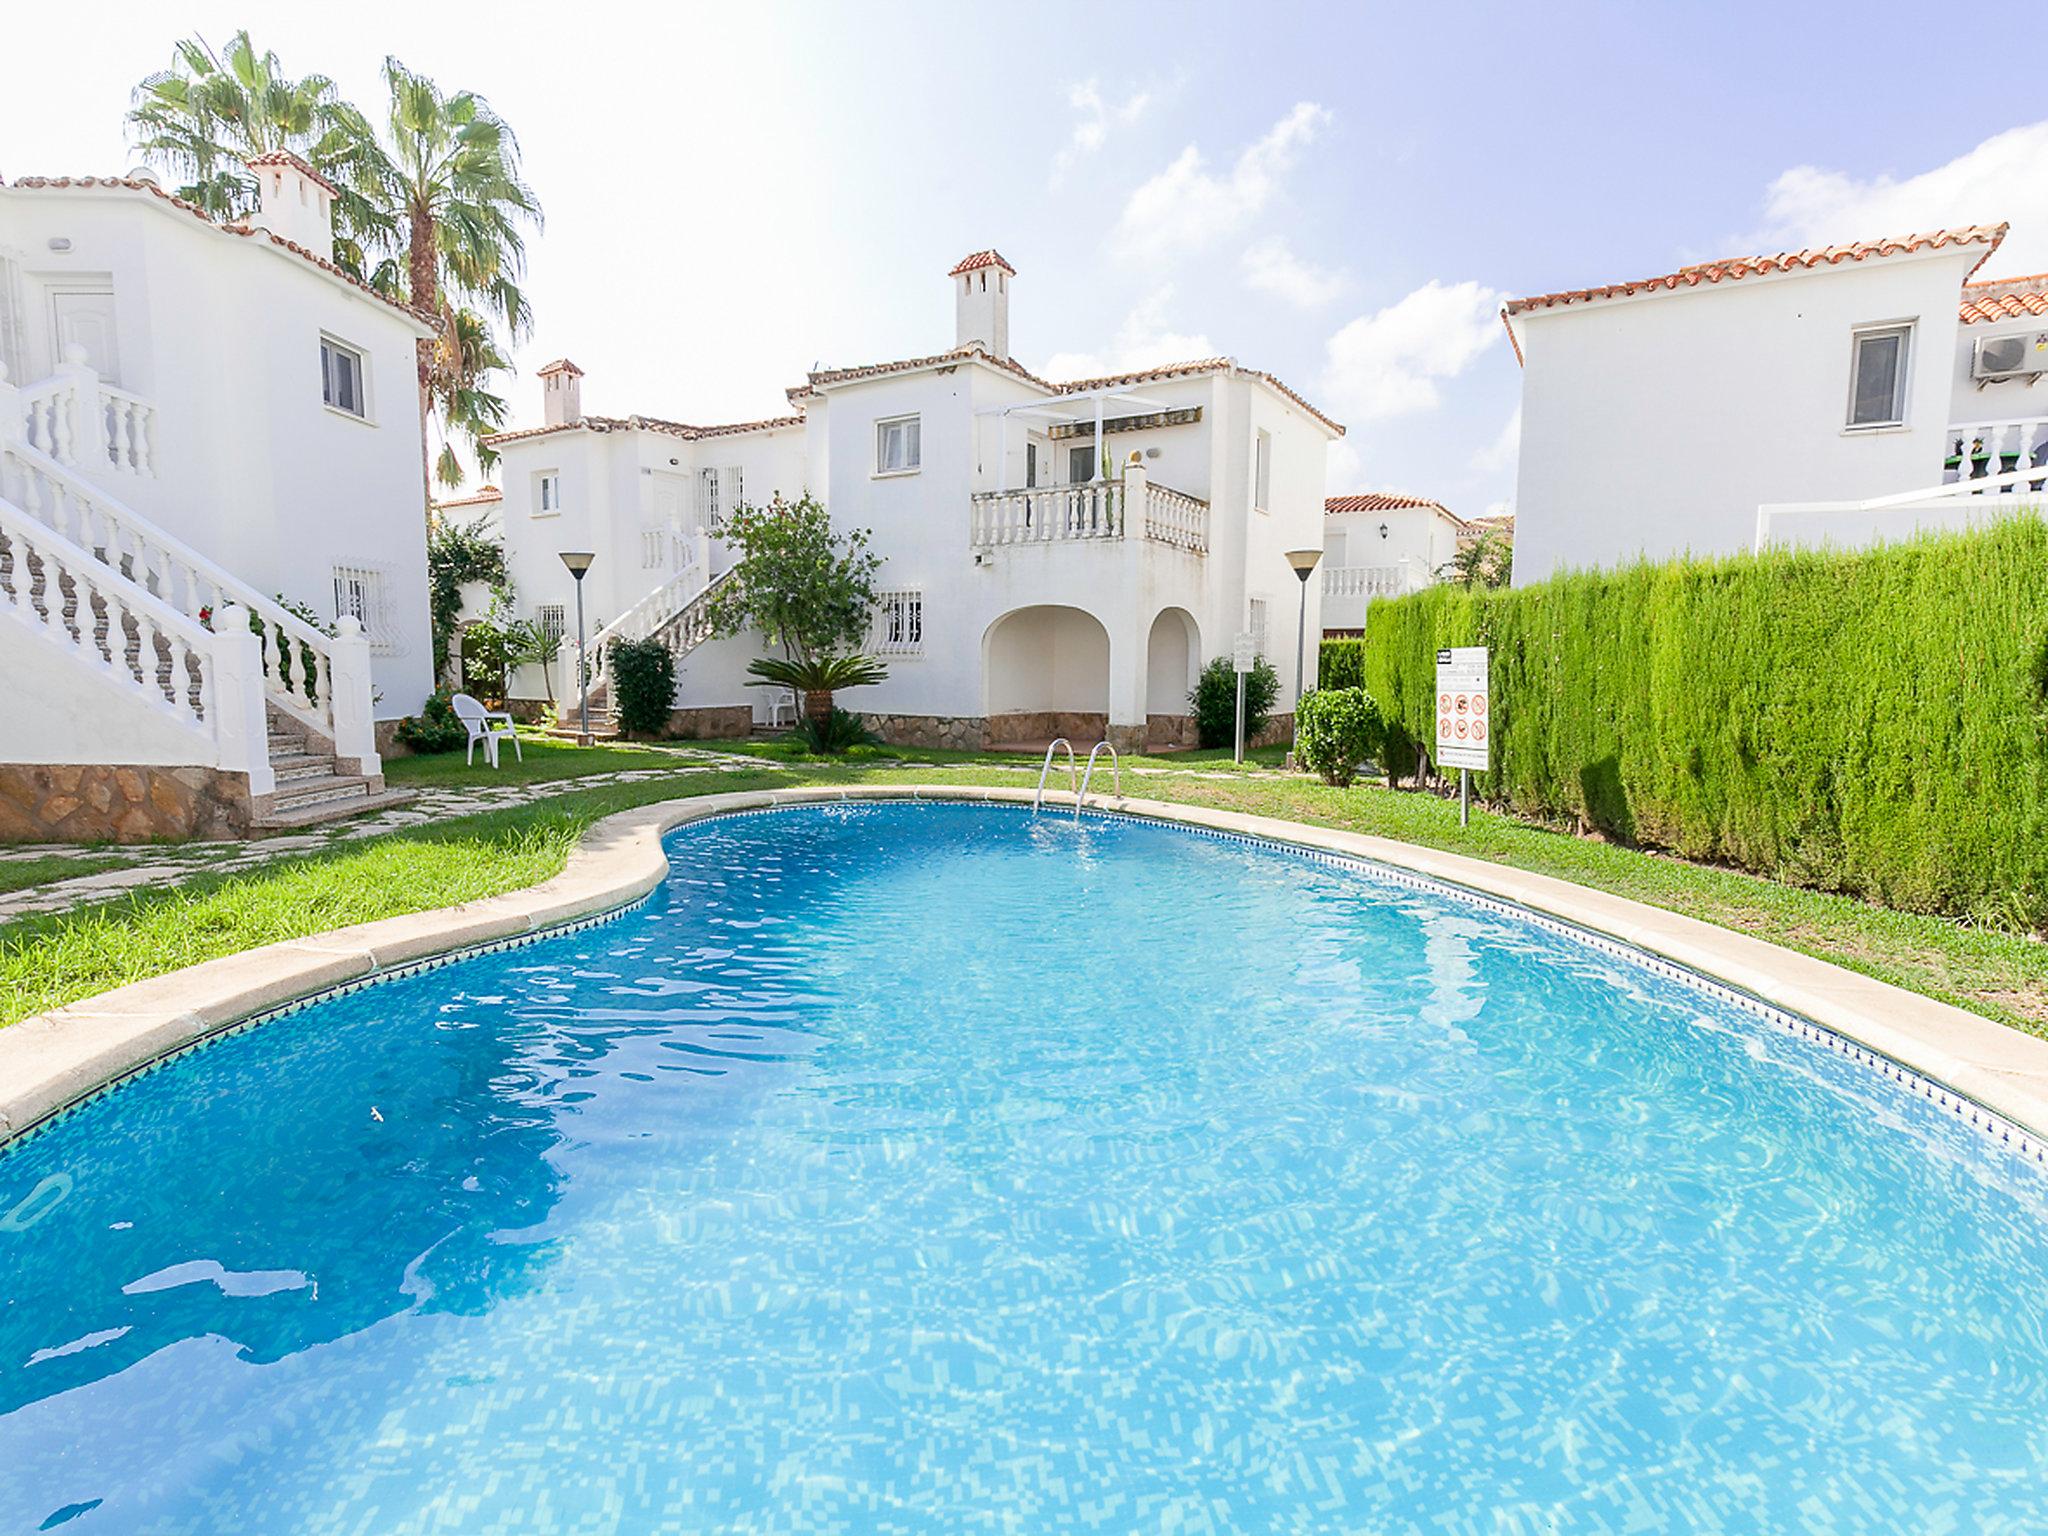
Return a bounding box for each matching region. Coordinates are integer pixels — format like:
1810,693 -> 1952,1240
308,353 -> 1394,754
5,784 -> 2048,1157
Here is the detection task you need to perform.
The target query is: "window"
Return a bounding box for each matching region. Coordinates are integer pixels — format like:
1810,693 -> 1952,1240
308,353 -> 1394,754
699,466 -> 722,528
1254,429 -> 1273,511
321,337 -> 366,418
874,590 -> 924,656
876,415 -> 921,474
1026,442 -> 1040,488
331,564 -> 398,654
1848,324 -> 1912,428
535,471 -> 561,515
728,465 -> 745,510
537,604 -> 566,645
1068,444 -> 1096,484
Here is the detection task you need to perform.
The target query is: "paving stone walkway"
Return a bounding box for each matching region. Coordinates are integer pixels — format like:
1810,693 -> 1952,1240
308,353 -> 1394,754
0,745 -> 1285,926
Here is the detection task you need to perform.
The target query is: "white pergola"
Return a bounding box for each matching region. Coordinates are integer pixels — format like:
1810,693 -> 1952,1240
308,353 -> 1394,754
979,384 -> 1177,485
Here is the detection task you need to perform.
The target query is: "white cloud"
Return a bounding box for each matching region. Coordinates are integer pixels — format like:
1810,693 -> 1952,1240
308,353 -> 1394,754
1111,102 -> 1331,263
1472,404 -> 1521,475
1742,121 -> 2048,276
1241,236 -> 1345,307
1051,79 -> 1152,186
1324,438 -> 1366,494
1321,279 -> 1505,423
1039,287 -> 1216,380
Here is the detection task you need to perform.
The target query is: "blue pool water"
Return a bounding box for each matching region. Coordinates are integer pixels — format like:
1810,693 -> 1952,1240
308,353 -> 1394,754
3,802 -> 2047,1533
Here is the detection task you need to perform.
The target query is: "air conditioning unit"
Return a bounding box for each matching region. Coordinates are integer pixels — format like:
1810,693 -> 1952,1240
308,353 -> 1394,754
1973,331 -> 2048,382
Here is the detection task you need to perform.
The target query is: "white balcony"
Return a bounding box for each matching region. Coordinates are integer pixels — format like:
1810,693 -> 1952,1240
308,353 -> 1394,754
1942,416 -> 2048,493
970,472 -> 1208,555
1320,560 -> 1419,632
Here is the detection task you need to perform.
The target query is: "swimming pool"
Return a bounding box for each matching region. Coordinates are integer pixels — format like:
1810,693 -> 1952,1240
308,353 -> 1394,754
4,800 -> 2046,1532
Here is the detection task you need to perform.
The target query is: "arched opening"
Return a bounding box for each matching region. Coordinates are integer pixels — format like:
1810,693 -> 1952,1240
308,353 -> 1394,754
1144,606 -> 1201,750
982,604 -> 1111,748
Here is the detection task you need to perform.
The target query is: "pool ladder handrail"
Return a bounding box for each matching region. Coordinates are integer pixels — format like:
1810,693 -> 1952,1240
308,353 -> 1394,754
1034,738 -> 1078,812
1076,741 -> 1121,818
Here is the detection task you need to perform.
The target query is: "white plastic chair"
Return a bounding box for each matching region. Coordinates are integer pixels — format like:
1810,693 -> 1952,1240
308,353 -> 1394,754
451,693 -> 524,768
765,688 -> 799,730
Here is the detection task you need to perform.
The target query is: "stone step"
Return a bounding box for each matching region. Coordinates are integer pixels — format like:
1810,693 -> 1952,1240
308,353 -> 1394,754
270,753 -> 337,783
267,774 -> 375,815
249,786 -> 416,833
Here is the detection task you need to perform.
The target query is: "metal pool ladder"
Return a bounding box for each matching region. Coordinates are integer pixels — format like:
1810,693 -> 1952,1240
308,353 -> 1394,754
1076,741 -> 1121,818
1034,738 -> 1123,816
1034,738 -> 1077,812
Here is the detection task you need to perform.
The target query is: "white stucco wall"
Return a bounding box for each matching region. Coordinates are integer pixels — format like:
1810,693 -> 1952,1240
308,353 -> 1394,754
1510,246 -> 1988,584
1,184 -> 438,718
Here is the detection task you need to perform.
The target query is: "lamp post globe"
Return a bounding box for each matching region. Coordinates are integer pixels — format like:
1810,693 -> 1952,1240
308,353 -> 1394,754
560,552 -> 596,744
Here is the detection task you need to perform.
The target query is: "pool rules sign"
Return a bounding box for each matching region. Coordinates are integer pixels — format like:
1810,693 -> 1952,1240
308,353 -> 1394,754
1435,646 -> 1490,771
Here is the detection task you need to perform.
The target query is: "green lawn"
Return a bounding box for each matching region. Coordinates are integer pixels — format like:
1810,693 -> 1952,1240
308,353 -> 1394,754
5,748 -> 2046,1036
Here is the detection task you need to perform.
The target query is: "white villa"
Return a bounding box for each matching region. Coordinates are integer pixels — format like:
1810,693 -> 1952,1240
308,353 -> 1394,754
1319,493 -> 1503,634
1504,222 -> 2048,583
0,159 -> 434,840
486,251 -> 1345,752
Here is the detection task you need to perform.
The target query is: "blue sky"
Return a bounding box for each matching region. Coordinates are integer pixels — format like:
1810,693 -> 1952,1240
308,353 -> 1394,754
9,0 -> 2046,514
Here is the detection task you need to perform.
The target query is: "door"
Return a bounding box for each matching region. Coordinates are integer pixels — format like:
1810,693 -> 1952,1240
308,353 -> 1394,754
50,290 -> 120,385
1068,443 -> 1097,484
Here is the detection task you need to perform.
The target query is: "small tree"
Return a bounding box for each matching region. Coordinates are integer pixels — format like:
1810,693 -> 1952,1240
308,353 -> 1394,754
1190,654 -> 1279,749
426,514 -> 507,680
702,493 -> 881,663
1439,531 -> 1512,590
1295,688 -> 1386,787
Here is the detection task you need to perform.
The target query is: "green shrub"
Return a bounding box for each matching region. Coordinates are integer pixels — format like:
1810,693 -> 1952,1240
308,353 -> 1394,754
1295,687 -> 1385,787
609,637 -> 676,737
394,689 -> 469,754
1362,517 -> 2048,924
1318,637 -> 1367,691
1190,654 -> 1280,748
792,707 -> 878,754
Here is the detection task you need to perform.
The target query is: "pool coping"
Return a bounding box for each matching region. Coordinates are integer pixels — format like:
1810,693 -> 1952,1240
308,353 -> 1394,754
6,783 -> 2048,1148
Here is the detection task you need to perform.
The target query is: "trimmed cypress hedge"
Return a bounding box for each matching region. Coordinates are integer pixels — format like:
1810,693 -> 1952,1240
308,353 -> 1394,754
1361,517 -> 2048,925
1318,637 -> 1367,691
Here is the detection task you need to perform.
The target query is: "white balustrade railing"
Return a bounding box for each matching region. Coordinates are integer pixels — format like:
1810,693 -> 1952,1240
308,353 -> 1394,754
1323,563 -> 1409,600
576,559 -> 729,718
0,495 -> 274,789
969,470 -> 1209,554
1943,418 -> 2048,492
6,352 -> 159,478
0,436 -> 375,764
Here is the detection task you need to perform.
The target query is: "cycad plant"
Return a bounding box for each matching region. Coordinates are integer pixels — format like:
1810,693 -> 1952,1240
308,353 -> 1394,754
746,653 -> 888,726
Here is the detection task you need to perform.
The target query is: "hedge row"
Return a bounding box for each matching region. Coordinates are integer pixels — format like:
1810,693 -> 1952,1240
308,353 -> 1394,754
1360,517 -> 2048,925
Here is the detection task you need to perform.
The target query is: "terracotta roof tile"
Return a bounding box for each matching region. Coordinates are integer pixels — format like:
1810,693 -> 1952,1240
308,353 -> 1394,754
1503,224 -> 2009,318
948,249 -> 1016,277
483,412 -> 804,448
536,357 -> 584,376
1326,492 -> 1457,518
1960,272 -> 2048,324
433,485 -> 502,510
244,149 -> 338,196
1,175 -> 438,330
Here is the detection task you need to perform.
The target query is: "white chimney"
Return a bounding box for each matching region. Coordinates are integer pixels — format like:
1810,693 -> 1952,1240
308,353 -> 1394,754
539,358 -> 585,426
245,151 -> 337,262
951,249 -> 1015,357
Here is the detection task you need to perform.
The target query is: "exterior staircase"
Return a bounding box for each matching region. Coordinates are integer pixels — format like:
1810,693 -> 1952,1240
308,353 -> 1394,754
1,358 -> 407,838
551,566 -> 733,739
252,705 -> 414,831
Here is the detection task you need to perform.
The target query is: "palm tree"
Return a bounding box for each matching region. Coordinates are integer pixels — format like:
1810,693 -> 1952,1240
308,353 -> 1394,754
127,32 -> 392,270
350,58 -> 541,489
746,653 -> 889,725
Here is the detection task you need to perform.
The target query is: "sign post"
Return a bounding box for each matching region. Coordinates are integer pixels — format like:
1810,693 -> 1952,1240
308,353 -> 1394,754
1434,646 -> 1490,827
1231,631 -> 1257,764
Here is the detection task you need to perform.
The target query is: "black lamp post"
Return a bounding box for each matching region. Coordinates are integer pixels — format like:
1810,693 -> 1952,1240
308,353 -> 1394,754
1284,547 -> 1323,712
559,551 -> 595,743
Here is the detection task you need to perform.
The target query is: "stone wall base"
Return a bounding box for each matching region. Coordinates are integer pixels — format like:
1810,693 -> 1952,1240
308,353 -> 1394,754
862,714 -> 991,752
984,711 -> 1112,748
1146,713 -> 1199,751
0,764 -> 254,844
656,705 -> 754,741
